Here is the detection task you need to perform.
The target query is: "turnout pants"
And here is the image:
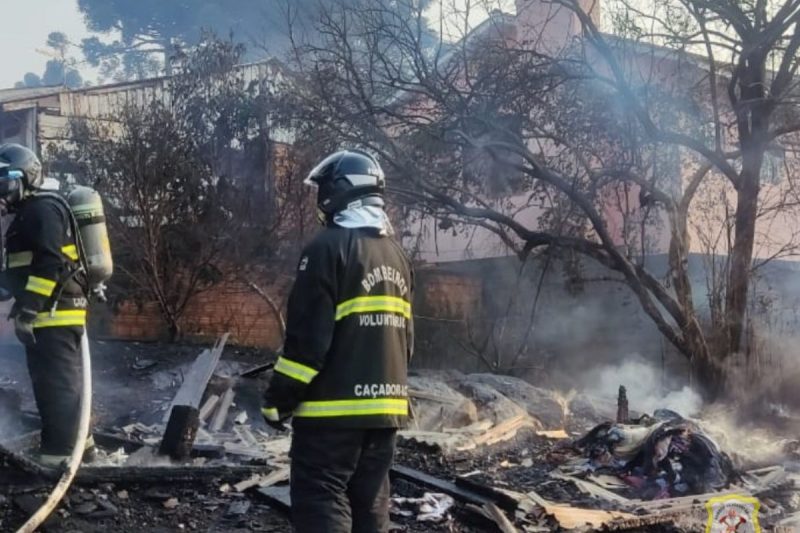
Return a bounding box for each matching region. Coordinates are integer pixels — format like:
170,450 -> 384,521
25,326 -> 84,456
289,426 -> 397,533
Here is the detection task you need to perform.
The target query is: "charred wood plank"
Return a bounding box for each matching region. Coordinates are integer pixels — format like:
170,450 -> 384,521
159,405 -> 200,459
160,334 -> 229,458
210,387 -> 235,432
178,333 -> 230,409
239,362 -> 275,378
390,465 -> 495,507
198,394 -> 221,422
93,431 -> 147,454
0,441 -> 54,479
1,439 -> 249,484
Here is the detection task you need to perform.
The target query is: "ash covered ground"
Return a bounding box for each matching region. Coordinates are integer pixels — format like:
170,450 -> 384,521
1,341 -> 799,532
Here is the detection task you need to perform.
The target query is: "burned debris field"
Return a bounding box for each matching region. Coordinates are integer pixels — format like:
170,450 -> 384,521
2,339 -> 799,532
2,0 -> 800,530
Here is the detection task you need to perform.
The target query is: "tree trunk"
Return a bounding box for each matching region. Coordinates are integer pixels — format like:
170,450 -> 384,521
725,49 -> 769,356
666,203 -> 721,399
690,346 -> 726,400
168,318 -> 182,342
725,166 -> 760,355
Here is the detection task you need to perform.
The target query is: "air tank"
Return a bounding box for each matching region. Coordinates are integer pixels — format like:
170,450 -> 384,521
67,186 -> 113,286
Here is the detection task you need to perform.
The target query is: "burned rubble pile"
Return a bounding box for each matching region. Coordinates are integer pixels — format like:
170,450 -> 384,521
2,337 -> 800,532
397,373 -> 800,531
568,413 -> 737,500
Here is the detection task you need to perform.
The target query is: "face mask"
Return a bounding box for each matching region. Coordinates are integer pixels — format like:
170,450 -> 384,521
0,168 -> 24,207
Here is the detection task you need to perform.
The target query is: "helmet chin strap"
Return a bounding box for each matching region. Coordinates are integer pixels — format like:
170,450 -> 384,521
316,207 -> 329,226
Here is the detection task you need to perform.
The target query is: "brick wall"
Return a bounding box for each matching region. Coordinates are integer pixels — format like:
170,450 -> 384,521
415,268 -> 483,320
94,279 -> 287,349
93,267 -> 480,350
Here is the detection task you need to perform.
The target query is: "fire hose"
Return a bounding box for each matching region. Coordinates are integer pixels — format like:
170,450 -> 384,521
15,330 -> 92,533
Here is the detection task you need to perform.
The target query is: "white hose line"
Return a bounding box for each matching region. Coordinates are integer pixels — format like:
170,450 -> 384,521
16,330 -> 92,533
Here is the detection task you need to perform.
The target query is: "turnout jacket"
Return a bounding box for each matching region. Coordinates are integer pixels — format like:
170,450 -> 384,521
2,195 -> 88,328
264,225 -> 414,429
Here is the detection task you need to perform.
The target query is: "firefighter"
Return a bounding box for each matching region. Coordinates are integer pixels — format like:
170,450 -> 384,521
262,150 -> 413,533
0,143 -> 94,466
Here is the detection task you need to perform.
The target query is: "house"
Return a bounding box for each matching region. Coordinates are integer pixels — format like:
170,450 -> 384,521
0,61 -> 292,348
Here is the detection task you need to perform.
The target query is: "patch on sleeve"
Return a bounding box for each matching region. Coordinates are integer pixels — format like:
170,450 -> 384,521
298,256 -> 309,271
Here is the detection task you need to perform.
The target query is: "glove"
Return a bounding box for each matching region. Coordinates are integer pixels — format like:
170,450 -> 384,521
12,306 -> 37,346
261,406 -> 290,432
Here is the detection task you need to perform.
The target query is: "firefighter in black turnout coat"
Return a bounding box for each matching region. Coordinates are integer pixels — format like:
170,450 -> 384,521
262,150 -> 413,532
0,144 -> 94,466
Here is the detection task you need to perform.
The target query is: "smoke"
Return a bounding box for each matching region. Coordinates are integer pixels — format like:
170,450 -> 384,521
696,404 -> 793,467
584,357 -> 703,417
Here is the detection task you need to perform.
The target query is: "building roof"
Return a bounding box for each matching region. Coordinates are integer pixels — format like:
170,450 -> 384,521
0,85 -> 64,104
0,57 -> 286,111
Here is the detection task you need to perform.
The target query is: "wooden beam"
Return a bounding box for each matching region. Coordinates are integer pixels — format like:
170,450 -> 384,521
210,388 -> 235,433
159,405 -> 200,459
198,394 -> 220,422
165,333 -> 230,416
159,334 -> 229,458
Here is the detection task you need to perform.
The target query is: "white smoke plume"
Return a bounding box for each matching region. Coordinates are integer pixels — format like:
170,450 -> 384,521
584,357 -> 703,417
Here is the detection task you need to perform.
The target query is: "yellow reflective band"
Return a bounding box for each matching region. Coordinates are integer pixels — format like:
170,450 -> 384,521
261,407 -> 280,422
274,356 -> 319,384
61,244 -> 79,261
25,276 -> 57,297
34,309 -> 87,328
7,251 -> 33,268
335,296 -> 411,321
294,398 -> 408,418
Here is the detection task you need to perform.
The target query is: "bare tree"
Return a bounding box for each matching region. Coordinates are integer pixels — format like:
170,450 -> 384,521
270,0 -> 800,398
50,36 -> 307,340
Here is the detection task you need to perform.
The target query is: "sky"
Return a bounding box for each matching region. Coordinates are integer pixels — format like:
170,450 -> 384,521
0,0 -> 93,89
0,0 -> 510,90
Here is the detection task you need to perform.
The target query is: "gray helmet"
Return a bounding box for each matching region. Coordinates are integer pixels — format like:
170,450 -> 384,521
0,143 -> 43,190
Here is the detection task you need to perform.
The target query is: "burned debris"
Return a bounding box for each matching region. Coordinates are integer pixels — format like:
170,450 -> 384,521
2,338 -> 800,532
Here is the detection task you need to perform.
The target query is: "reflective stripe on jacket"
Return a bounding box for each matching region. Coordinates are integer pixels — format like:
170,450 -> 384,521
264,226 -> 414,429
3,195 -> 88,327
